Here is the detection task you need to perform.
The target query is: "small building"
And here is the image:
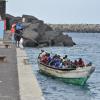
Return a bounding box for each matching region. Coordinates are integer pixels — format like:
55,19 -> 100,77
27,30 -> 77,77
0,0 -> 6,39
0,0 -> 6,19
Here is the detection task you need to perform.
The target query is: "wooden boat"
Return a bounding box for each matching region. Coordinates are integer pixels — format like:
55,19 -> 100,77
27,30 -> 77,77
38,61 -> 95,85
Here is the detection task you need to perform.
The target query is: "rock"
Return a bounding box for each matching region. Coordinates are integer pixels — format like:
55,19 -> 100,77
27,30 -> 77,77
22,23 -> 40,46
63,36 -> 76,46
21,15 -> 53,46
22,15 -> 38,23
42,31 -> 75,46
23,29 -> 39,40
6,14 -> 75,47
23,40 -> 38,47
49,24 -> 100,33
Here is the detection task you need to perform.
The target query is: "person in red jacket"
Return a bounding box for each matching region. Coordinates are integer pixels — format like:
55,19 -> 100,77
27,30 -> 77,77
10,23 -> 16,44
74,60 -> 78,67
41,54 -> 48,64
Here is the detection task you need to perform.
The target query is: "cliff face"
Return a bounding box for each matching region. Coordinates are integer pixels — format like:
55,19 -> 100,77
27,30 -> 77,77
49,24 -> 100,33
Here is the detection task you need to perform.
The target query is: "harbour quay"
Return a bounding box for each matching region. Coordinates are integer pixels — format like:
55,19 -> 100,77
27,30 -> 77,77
0,42 -> 45,100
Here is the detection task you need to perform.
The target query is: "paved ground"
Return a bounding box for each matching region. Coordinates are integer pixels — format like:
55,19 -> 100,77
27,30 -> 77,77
3,31 -> 11,41
0,48 -> 20,100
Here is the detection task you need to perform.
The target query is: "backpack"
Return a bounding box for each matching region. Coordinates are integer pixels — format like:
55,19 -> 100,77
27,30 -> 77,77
16,23 -> 23,30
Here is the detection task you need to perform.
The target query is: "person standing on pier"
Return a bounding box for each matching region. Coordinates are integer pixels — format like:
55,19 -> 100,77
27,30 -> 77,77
10,23 -> 16,44
14,22 -> 23,47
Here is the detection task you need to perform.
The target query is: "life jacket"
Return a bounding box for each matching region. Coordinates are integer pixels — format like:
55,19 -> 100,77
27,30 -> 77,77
78,60 -> 85,67
10,27 -> 15,33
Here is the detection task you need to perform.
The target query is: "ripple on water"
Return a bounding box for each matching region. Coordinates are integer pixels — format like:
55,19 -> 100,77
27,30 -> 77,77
25,33 -> 100,100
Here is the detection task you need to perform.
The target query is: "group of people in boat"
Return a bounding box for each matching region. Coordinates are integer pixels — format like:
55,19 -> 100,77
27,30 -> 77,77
38,50 -> 86,69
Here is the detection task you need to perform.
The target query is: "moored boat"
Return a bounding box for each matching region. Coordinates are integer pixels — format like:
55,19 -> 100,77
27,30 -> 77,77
38,61 -> 95,85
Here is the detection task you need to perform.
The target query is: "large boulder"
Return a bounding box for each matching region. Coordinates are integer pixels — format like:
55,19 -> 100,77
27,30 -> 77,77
22,15 -> 38,23
21,22 -> 39,46
40,31 -> 75,46
6,14 -> 75,47
22,15 -> 52,35
21,15 -> 53,46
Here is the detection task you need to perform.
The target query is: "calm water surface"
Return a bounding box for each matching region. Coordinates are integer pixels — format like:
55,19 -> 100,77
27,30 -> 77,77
25,33 -> 100,100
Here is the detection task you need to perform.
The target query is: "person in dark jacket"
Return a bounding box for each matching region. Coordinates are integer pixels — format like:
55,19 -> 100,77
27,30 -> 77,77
14,22 -> 24,47
78,58 -> 85,67
14,33 -> 21,47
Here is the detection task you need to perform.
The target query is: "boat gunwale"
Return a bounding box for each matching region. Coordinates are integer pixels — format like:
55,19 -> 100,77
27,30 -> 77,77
39,61 -> 77,71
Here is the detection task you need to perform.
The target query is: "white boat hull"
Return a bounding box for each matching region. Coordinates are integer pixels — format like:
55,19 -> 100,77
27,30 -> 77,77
38,62 -> 95,85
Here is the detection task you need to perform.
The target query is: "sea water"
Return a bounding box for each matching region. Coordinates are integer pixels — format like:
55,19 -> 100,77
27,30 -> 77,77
25,33 -> 100,100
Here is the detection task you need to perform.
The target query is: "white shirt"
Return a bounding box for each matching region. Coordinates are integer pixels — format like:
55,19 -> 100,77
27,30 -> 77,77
40,52 -> 46,58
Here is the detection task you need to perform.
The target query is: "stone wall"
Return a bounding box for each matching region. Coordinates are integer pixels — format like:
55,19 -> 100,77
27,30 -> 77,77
49,24 -> 100,33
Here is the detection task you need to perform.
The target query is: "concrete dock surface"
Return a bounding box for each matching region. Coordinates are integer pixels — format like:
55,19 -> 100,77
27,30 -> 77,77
0,47 -> 20,100
0,42 -> 45,100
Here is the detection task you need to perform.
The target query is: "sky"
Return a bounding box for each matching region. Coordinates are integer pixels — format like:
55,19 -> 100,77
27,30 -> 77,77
6,0 -> 100,24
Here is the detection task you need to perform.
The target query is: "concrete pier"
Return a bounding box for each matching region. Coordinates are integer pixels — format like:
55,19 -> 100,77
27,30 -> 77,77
0,40 -> 45,100
16,48 -> 45,100
0,47 -> 20,100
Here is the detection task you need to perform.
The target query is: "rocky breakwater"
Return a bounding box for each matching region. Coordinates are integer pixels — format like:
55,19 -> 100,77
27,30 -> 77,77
6,14 -> 75,47
49,24 -> 100,33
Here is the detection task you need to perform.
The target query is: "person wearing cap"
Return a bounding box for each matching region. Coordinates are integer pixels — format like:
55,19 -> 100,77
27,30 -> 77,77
78,58 -> 85,67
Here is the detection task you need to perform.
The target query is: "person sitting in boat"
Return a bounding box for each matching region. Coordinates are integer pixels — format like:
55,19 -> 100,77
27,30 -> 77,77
49,54 -> 57,65
62,60 -> 68,67
54,55 -> 61,68
49,54 -> 61,67
86,62 -> 92,66
38,50 -> 46,59
74,60 -> 78,67
40,53 -> 48,64
62,55 -> 68,62
47,53 -> 52,64
60,55 -> 69,68
65,59 -> 70,67
78,58 -> 85,67
71,61 -> 76,68
65,59 -> 71,67
56,55 -> 68,68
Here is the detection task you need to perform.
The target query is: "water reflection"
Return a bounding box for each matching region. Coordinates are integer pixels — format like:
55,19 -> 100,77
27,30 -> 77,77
37,71 -> 94,100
